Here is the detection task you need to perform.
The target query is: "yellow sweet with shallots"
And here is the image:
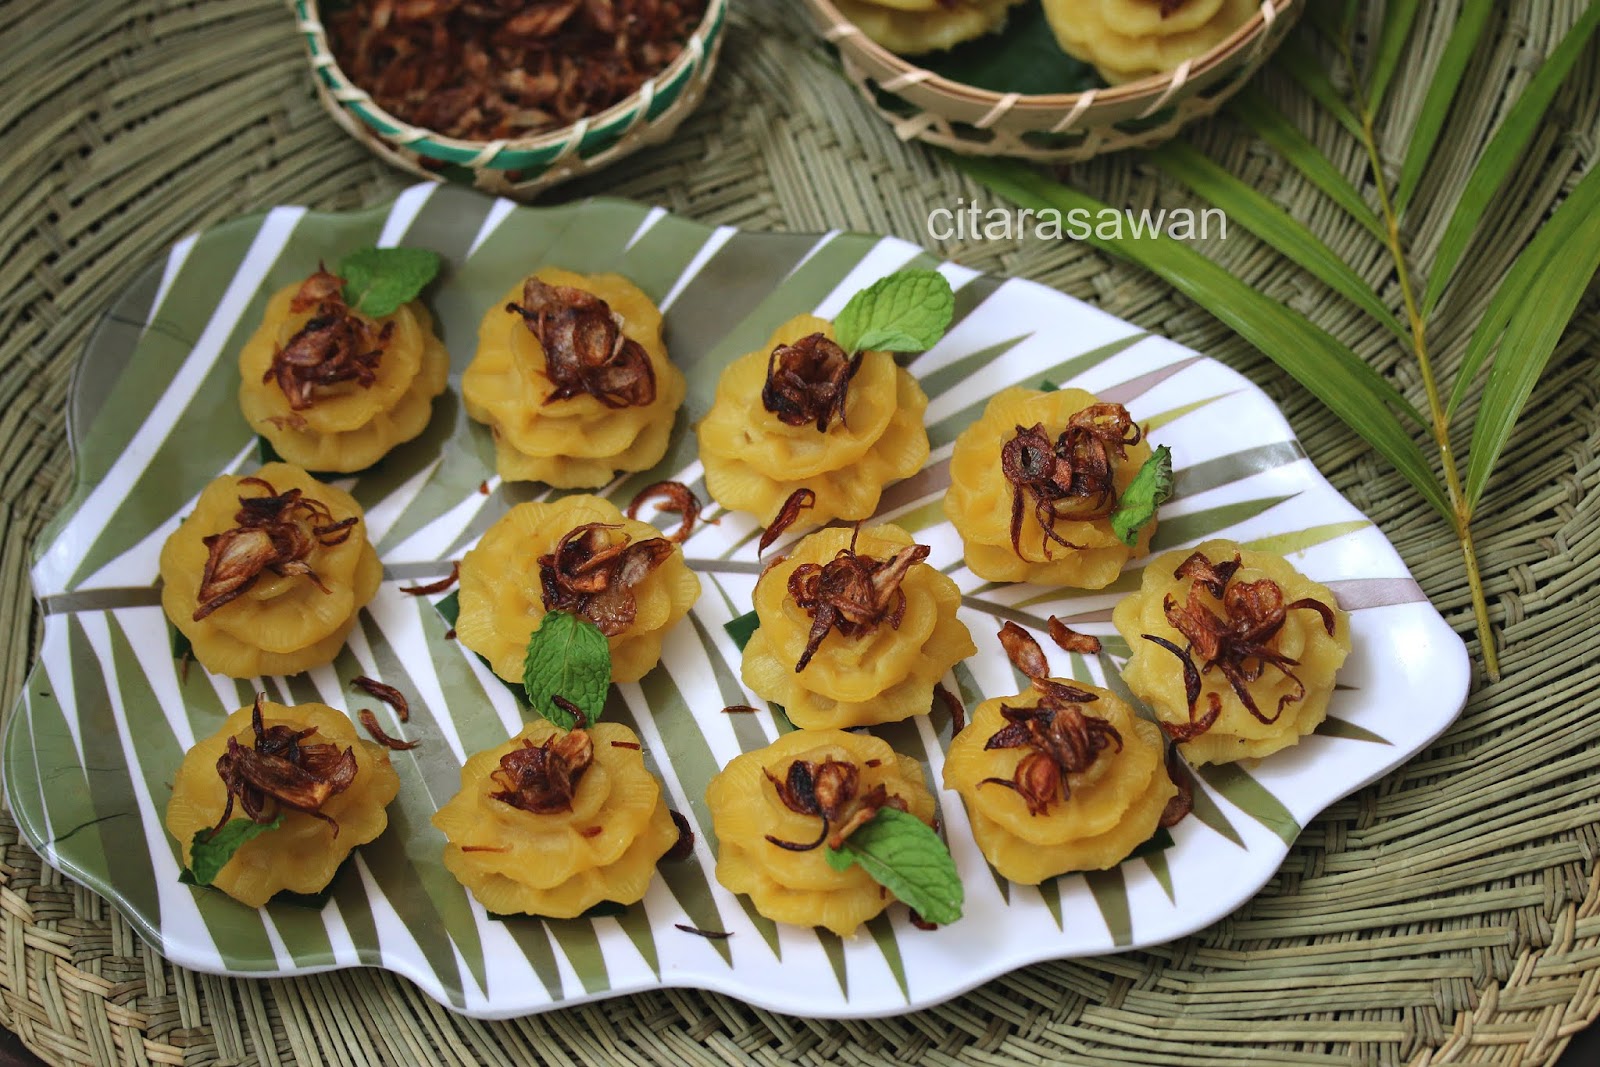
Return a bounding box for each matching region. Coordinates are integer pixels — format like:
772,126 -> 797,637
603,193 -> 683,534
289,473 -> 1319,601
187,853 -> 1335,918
463,269 -> 686,488
166,699 -> 400,908
1040,0 -> 1257,84
1112,539 -> 1351,765
740,524 -> 975,729
159,462 -> 381,678
706,728 -> 937,936
945,386 -> 1155,588
836,0 -> 1026,55
454,495 -> 700,685
697,315 -> 930,527
238,270 -> 450,473
433,721 -> 678,918
942,679 -> 1175,884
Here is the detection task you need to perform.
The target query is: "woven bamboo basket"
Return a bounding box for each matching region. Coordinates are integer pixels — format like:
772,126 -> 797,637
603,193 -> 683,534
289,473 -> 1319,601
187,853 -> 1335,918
801,0 -> 1299,161
291,0 -> 728,199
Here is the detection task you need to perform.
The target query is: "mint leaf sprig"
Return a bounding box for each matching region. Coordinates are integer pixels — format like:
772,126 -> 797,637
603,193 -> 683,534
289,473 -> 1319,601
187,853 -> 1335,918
1111,444 -> 1174,547
185,814 -> 284,887
833,269 -> 955,355
336,246 -> 441,318
522,609 -> 612,730
824,807 -> 964,926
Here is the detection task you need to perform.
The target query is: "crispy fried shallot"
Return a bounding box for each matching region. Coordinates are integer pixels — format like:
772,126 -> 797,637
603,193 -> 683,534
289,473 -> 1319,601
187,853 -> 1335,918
538,522 -> 674,636
1047,616 -> 1102,655
209,693 -> 359,838
193,477 -> 359,621
998,621 -> 1049,680
663,809 -> 695,862
400,562 -> 459,597
1142,549 -> 1338,741
325,0 -> 706,142
785,527 -> 930,672
758,487 -> 815,554
1159,743 -> 1194,828
627,481 -> 700,543
507,277 -> 656,408
352,676 -> 409,722
358,708 -> 419,751
762,333 -> 863,432
490,729 -> 594,814
763,757 -> 909,852
936,682 -> 966,736
979,680 -> 1120,816
1000,404 -> 1142,558
268,268 -> 394,413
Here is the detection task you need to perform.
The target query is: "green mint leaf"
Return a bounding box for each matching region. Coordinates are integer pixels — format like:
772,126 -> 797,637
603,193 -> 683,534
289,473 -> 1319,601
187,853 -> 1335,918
522,610 -> 611,729
188,815 -> 284,887
1111,444 -> 1174,547
336,246 -> 441,318
833,269 -> 954,354
824,807 -> 964,925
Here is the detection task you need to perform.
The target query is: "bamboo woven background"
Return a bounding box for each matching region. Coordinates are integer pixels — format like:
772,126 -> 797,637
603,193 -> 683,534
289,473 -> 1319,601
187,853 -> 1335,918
1,0 -> 1596,1064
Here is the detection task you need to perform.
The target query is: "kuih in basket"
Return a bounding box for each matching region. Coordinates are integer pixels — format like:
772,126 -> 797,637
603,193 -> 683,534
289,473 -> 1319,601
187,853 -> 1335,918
292,0 -> 728,199
801,0 -> 1298,162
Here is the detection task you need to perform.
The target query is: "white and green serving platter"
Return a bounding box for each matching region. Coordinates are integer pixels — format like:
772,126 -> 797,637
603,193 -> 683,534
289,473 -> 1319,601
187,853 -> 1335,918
5,183 -> 1470,1019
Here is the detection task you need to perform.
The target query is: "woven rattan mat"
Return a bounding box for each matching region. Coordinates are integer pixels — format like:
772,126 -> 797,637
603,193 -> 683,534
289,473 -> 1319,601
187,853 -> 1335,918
3,1 -> 1598,1064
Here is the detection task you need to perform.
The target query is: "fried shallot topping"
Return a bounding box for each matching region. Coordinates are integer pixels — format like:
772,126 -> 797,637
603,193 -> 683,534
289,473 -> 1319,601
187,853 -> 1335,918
353,676 -> 409,722
210,694 -> 359,837
538,523 -> 674,637
979,680 -> 1120,816
267,268 -> 394,415
490,729 -> 594,814
325,0 -> 706,143
1141,549 -> 1339,741
1000,404 -> 1142,557
785,527 -> 930,672
627,481 -> 700,543
762,333 -> 863,432
1048,616 -> 1102,655
998,621 -> 1050,680
758,487 -> 815,554
763,757 -> 909,852
193,477 -> 359,621
358,708 -> 420,751
507,277 -> 656,408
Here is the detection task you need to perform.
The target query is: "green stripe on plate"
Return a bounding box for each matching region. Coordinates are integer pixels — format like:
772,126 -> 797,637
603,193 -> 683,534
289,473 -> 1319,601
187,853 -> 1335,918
1145,849 -> 1175,903
1172,441 -> 1306,500
1314,716 -> 1392,745
927,331 -> 1148,448
1246,521 -> 1371,555
816,930 -> 849,998
1149,495 -> 1296,552
613,907 -> 661,980
1036,879 -> 1064,930
866,914 -> 910,1002
686,614 -> 768,753
1143,392 -> 1234,433
542,916 -> 610,996
603,691 -> 736,966
1197,763 -> 1301,846
1084,866 -> 1132,946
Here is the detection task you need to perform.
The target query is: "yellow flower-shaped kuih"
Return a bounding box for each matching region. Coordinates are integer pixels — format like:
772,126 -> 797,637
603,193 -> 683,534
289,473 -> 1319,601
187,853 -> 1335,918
1112,538 -> 1352,765
159,462 -> 382,678
165,701 -> 400,908
836,0 -> 1025,55
453,494 -> 701,684
706,728 -> 937,936
1041,0 -> 1258,84
740,524 -> 975,729
697,315 -> 930,527
238,281 -> 450,473
942,681 -> 1175,885
433,721 -> 678,918
945,386 -> 1156,588
463,269 -> 686,488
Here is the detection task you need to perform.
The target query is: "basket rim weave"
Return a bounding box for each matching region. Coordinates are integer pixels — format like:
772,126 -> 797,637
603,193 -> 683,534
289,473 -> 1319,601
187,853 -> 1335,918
804,0 -> 1293,114
292,0 -> 728,171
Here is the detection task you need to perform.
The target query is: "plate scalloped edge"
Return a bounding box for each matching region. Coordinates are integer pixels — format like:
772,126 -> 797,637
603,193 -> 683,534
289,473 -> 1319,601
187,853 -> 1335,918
4,182 -> 1470,1020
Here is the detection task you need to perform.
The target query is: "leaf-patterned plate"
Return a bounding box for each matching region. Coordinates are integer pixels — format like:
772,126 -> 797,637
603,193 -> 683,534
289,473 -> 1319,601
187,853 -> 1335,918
6,184 -> 1470,1019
